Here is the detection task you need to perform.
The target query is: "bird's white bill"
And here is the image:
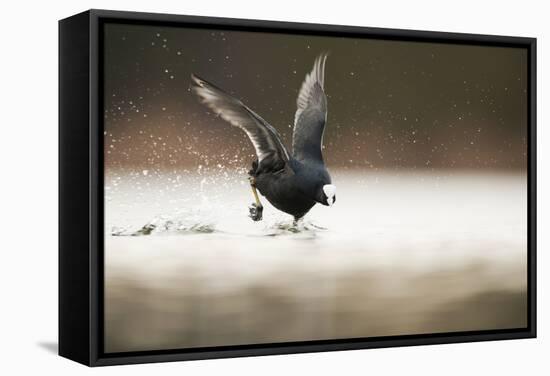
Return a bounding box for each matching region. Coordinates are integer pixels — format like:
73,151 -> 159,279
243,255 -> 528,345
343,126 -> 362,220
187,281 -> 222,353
323,184 -> 336,207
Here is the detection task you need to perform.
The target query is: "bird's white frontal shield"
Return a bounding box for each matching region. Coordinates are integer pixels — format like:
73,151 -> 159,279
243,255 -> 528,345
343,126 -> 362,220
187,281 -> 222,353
323,184 -> 336,206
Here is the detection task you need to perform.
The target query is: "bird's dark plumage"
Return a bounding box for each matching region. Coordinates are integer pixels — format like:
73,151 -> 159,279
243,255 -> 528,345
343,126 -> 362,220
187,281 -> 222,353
293,53 -> 328,163
191,54 -> 335,220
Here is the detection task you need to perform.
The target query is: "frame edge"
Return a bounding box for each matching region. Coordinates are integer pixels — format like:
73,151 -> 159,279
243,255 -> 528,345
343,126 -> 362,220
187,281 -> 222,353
58,10 -> 93,367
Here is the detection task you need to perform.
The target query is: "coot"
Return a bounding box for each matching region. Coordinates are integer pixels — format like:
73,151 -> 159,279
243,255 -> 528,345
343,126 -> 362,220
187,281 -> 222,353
191,53 -> 335,222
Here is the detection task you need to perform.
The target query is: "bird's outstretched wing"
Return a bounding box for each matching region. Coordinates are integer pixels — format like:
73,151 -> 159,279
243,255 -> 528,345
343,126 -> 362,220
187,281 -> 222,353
191,74 -> 290,171
292,53 -> 328,163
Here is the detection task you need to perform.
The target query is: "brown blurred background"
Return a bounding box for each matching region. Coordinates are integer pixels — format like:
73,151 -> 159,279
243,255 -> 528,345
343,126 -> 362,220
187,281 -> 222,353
103,23 -> 528,172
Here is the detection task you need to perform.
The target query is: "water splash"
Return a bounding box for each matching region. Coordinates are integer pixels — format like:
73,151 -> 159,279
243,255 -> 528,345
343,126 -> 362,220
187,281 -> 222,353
111,210 -> 217,236
111,211 -> 327,238
261,219 -> 327,238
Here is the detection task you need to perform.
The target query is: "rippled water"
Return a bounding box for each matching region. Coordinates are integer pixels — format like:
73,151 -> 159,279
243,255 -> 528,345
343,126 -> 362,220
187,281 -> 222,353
104,170 -> 527,353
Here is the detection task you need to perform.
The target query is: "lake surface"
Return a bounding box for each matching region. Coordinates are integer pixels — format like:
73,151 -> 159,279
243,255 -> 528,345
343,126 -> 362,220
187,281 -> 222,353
104,170 -> 527,353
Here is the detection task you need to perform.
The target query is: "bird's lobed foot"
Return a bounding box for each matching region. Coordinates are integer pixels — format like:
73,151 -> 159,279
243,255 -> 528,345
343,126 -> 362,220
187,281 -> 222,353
248,203 -> 263,221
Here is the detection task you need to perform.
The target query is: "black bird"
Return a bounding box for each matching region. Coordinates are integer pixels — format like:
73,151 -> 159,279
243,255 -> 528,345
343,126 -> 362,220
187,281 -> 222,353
191,53 -> 335,222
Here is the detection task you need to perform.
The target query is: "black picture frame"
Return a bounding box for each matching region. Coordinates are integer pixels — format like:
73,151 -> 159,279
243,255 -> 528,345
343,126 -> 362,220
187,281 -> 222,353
59,9 -> 537,367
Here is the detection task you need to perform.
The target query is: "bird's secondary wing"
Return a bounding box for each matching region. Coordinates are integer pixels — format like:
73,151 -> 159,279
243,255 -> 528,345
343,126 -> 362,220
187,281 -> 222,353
292,53 -> 328,163
191,74 -> 290,169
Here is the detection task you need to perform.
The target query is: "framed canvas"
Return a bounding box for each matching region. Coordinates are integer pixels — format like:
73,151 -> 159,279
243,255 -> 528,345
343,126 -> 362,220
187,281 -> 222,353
59,9 -> 537,366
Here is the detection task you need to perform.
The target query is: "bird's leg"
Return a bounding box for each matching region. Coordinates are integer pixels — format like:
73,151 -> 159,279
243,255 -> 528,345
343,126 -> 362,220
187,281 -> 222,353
248,177 -> 263,221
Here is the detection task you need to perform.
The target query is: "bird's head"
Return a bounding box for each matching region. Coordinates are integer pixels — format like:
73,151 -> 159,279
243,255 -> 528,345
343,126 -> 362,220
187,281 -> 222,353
319,184 -> 336,207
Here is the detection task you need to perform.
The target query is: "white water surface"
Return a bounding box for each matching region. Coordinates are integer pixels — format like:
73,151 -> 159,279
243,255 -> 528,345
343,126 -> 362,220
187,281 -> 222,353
104,170 -> 527,352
